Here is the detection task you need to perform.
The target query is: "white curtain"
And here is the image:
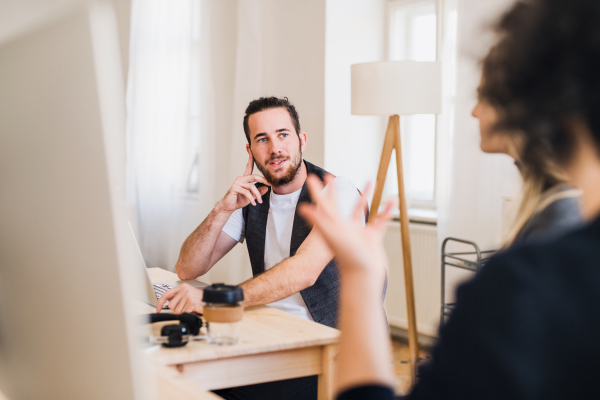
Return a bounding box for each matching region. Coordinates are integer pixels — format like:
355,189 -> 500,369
126,0 -> 198,269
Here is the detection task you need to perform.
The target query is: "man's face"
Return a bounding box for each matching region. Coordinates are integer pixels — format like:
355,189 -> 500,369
247,107 -> 307,187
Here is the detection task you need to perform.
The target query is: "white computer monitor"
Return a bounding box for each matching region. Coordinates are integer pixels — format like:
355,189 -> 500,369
0,1 -> 148,399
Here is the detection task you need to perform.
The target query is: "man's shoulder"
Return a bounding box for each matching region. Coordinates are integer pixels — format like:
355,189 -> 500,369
325,175 -> 359,192
303,160 -> 336,180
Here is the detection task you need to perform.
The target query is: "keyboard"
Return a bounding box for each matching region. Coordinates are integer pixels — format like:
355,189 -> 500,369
153,283 -> 174,299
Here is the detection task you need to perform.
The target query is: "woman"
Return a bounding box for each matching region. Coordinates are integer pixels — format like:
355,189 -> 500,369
301,0 -> 600,399
472,51 -> 582,246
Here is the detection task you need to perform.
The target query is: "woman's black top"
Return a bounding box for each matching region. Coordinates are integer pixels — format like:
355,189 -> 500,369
407,214 -> 600,399
337,385 -> 394,400
338,215 -> 600,399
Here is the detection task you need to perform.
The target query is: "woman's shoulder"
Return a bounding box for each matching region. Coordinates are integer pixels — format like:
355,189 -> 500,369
516,185 -> 583,243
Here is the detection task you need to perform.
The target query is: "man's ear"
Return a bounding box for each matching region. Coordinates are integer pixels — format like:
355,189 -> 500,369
299,132 -> 307,152
246,144 -> 251,155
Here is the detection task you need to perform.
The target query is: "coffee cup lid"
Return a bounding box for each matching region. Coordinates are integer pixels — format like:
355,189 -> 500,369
202,283 -> 244,303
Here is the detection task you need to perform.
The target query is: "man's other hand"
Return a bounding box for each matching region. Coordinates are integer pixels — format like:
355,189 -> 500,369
156,284 -> 204,314
217,152 -> 270,212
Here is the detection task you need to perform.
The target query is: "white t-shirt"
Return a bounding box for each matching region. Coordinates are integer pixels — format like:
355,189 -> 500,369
222,176 -> 363,321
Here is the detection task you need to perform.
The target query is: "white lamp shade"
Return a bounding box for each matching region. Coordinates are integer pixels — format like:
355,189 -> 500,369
351,61 -> 442,116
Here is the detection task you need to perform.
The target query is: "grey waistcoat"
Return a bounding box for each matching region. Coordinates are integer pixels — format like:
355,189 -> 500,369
242,160 -> 341,328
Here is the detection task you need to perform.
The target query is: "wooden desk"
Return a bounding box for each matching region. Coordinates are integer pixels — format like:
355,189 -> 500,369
145,268 -> 340,400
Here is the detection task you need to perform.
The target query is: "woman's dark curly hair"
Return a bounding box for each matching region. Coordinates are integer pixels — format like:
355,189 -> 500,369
479,0 -> 600,178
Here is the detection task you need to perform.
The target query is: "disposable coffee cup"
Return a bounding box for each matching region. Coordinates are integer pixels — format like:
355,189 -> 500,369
202,283 -> 244,345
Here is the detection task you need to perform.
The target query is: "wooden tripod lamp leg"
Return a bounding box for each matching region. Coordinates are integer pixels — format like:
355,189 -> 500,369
371,115 -> 420,386
392,115 -> 419,385
370,116 -> 396,221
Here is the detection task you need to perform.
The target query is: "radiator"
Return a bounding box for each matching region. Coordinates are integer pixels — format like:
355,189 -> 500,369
383,221 -> 439,337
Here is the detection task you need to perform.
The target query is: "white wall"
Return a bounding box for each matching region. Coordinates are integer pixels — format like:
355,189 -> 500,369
324,0 -> 385,190
261,0 -> 326,168
227,0 -> 327,181
203,0 -> 238,201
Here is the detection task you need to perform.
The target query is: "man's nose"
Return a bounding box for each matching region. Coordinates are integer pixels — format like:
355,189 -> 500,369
268,142 -> 283,155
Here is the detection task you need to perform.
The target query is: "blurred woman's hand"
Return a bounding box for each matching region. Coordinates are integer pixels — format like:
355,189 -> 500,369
299,175 -> 394,280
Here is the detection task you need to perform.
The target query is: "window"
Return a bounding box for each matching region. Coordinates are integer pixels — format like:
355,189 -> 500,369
126,0 -> 202,203
385,0 -> 457,213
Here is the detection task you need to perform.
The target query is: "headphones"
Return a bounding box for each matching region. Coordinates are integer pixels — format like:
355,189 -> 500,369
142,313 -> 204,348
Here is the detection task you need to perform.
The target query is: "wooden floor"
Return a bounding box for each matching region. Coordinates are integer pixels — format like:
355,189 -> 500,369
391,338 -> 432,395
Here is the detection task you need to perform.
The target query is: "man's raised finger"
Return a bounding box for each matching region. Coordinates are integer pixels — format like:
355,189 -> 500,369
244,153 -> 254,176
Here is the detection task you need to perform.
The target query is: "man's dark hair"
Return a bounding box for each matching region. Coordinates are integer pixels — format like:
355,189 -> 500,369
243,97 -> 301,144
480,0 -> 600,177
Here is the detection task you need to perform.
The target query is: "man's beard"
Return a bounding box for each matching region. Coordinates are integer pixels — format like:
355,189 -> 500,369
256,147 -> 303,187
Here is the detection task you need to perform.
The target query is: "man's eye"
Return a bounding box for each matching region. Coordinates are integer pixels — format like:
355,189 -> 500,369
280,133 -> 288,138
257,138 -> 266,143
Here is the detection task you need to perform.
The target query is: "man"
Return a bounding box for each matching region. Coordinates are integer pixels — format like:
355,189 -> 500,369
157,96 -> 364,326
157,97 -> 364,399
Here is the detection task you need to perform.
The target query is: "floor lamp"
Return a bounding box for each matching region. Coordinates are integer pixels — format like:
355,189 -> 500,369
351,60 -> 441,384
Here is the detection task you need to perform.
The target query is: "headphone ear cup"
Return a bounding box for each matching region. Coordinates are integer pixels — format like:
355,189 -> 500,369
160,324 -> 189,348
142,313 -> 203,347
145,313 -> 203,334
142,313 -> 202,347
178,313 -> 203,335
